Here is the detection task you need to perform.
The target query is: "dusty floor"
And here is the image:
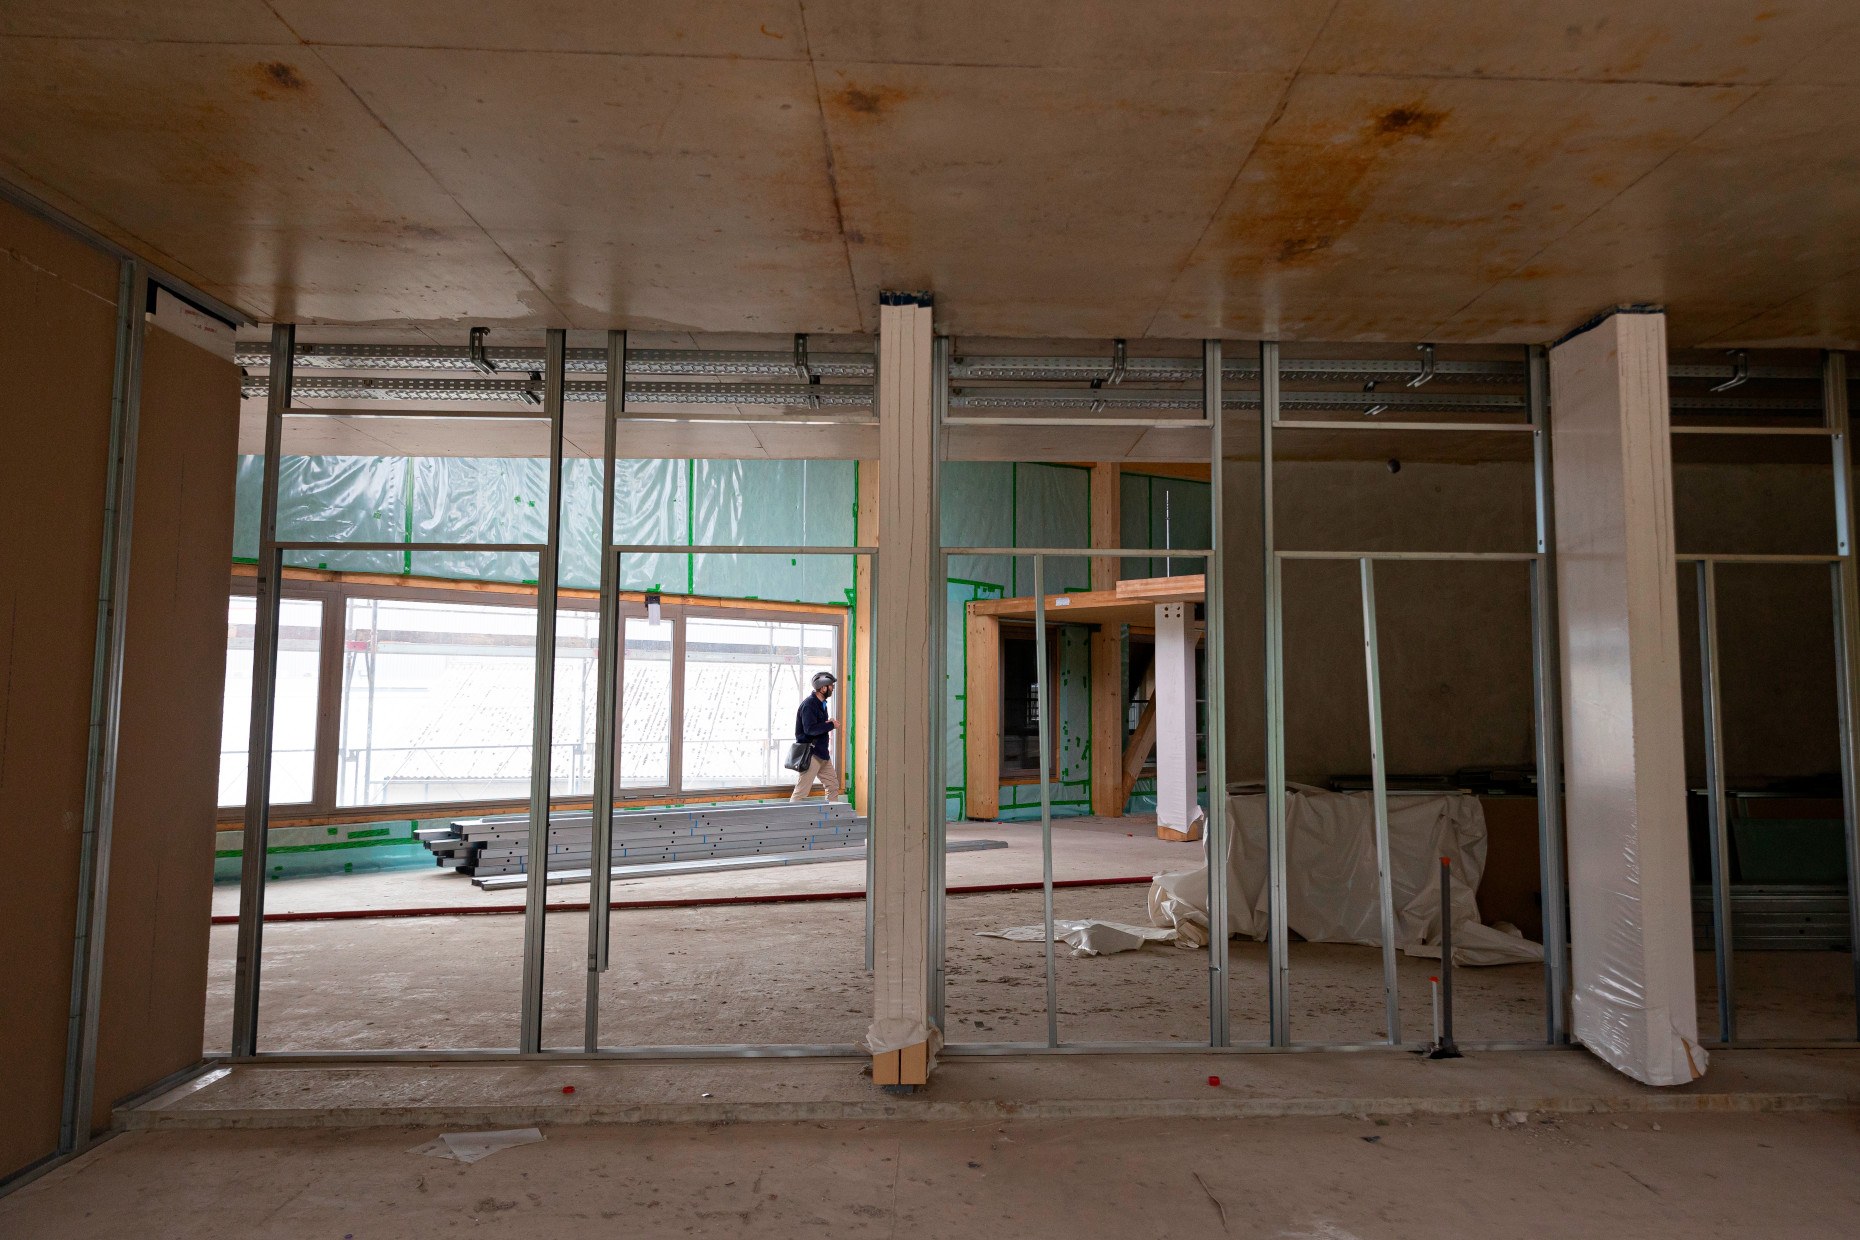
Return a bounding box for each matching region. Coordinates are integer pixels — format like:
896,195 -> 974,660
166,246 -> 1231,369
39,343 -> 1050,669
213,816 -> 1191,916
205,816 -> 1856,1052
7,1112 -> 1860,1239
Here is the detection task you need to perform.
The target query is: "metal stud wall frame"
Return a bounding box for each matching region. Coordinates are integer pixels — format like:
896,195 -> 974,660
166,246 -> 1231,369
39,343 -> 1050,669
229,326 -> 880,1063
1678,350 -> 1860,1048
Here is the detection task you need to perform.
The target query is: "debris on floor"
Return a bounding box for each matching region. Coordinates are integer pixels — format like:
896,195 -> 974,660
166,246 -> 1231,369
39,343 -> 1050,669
410,1128 -> 545,1164
978,919 -> 1178,956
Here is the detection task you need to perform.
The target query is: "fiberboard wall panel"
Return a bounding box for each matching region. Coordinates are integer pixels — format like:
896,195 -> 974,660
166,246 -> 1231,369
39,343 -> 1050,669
91,321 -> 239,1131
0,198 -> 118,1180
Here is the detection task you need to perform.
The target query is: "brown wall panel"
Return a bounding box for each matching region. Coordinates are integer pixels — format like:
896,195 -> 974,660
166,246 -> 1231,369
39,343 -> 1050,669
0,199 -> 117,1180
91,324 -> 238,1130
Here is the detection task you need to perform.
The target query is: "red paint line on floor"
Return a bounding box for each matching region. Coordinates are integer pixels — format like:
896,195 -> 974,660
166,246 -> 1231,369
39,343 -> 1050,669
209,875 -> 1156,924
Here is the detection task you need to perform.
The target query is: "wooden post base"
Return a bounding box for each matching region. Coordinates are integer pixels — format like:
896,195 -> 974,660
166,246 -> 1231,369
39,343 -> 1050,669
1156,819 -> 1203,843
871,1041 -> 930,1087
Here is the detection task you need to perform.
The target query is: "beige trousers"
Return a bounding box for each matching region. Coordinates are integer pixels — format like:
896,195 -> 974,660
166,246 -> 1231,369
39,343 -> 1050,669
790,755 -> 841,803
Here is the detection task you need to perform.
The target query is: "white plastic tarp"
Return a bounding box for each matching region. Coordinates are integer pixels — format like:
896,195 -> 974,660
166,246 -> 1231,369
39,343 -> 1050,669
1148,786 -> 1543,966
978,919 -> 1179,957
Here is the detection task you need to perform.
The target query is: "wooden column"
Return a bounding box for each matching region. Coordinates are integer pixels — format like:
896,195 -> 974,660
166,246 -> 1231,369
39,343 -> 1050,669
868,293 -> 936,1086
1089,463 -> 1120,592
1549,307 -> 1705,1086
1089,463 -> 1125,816
964,610 -> 1001,819
851,462 -> 877,815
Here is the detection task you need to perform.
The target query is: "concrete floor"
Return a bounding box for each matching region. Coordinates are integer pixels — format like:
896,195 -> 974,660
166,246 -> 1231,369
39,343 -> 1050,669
8,1110 -> 1860,1239
206,816 -> 1857,1053
212,817 -> 1189,915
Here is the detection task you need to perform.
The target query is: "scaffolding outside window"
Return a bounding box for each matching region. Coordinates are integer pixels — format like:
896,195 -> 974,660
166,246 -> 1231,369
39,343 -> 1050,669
219,595 -> 323,806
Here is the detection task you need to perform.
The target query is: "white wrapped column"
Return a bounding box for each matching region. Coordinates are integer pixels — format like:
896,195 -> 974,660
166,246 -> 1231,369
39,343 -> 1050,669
1153,602 -> 1203,834
866,293 -> 937,1085
1549,307 -> 1705,1086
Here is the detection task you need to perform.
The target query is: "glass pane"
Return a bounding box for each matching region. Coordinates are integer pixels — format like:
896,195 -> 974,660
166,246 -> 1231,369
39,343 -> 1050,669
219,594 -> 323,805
337,597 -> 536,807
620,614 -> 672,788
553,608 -> 601,797
681,616 -> 837,791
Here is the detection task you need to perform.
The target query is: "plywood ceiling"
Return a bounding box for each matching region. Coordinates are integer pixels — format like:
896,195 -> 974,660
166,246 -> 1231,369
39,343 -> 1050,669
5,2 -> 1859,346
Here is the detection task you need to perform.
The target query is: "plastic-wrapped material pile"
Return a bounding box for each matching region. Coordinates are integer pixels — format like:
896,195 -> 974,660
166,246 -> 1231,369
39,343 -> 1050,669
1148,786 -> 1543,966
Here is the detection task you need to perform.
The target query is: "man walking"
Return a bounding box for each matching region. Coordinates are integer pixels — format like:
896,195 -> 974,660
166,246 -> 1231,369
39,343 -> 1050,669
790,670 -> 841,802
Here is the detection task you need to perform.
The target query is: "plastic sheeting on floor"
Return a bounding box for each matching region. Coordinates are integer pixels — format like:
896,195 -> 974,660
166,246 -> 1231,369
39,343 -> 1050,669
978,919 -> 1180,957
1148,786 -> 1544,966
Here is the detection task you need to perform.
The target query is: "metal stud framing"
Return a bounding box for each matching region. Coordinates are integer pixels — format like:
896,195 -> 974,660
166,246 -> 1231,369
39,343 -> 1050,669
584,330 -> 625,1051
1667,349 -> 1860,1047
516,330 -> 568,1054
230,322 -> 293,1058
1527,345 -> 1571,1044
1262,340 -> 1566,1049
1830,351 -> 1860,1040
59,260 -> 147,1150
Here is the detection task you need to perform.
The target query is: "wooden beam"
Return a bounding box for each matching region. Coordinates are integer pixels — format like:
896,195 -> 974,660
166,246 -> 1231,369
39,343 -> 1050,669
965,610 -> 1001,819
1114,574 -> 1206,601
968,575 -> 1204,622
230,562 -> 849,615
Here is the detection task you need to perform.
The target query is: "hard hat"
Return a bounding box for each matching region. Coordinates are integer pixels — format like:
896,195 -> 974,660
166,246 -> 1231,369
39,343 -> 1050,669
812,671 -> 838,689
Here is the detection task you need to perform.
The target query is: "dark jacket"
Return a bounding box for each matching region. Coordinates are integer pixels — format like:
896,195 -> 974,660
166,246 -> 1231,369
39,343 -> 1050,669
796,694 -> 833,761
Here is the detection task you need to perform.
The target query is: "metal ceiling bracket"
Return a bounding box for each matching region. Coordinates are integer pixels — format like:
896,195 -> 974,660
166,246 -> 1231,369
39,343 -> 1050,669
1088,338 -> 1127,390
1710,349 -> 1749,392
468,326 -> 498,376
794,333 -> 822,408
1363,379 -> 1388,417
1407,343 -> 1436,388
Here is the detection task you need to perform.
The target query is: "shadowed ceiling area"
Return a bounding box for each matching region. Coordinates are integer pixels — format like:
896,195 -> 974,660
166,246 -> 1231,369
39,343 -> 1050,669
5,1 -> 1859,345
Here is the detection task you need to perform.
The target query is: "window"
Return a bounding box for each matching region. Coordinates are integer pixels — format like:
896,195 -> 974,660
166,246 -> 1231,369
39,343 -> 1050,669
219,595 -> 323,806
682,616 -> 837,790
219,576 -> 843,817
620,614 -> 673,789
337,597 -> 539,807
1000,629 -> 1059,774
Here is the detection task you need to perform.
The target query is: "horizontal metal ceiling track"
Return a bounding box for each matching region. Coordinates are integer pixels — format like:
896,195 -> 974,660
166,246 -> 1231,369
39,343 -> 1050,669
234,342 -> 1824,388
243,374 -> 1821,418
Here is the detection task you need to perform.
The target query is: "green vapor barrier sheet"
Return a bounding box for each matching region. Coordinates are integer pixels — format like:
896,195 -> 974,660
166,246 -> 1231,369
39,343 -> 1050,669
233,457 -> 1207,826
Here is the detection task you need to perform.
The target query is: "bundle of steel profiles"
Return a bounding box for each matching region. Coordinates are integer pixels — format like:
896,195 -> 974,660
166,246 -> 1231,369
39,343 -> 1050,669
419,801 -> 867,879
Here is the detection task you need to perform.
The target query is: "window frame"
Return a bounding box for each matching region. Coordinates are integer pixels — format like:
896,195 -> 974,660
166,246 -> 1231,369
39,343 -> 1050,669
997,621 -> 1063,779
217,569 -> 846,825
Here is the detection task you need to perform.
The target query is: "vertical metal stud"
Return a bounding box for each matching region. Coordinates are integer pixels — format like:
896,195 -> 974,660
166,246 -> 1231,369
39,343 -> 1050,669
60,261 -> 147,1149
1034,555 -> 1058,1047
1359,558 -> 1401,1044
584,329 -> 625,1051
230,321 -> 292,1060
1695,560 -> 1736,1044
518,328 -> 566,1054
1823,349 -> 1860,1040
1527,343 -> 1570,1044
1204,340 -> 1230,1047
1260,340 -> 1291,1046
